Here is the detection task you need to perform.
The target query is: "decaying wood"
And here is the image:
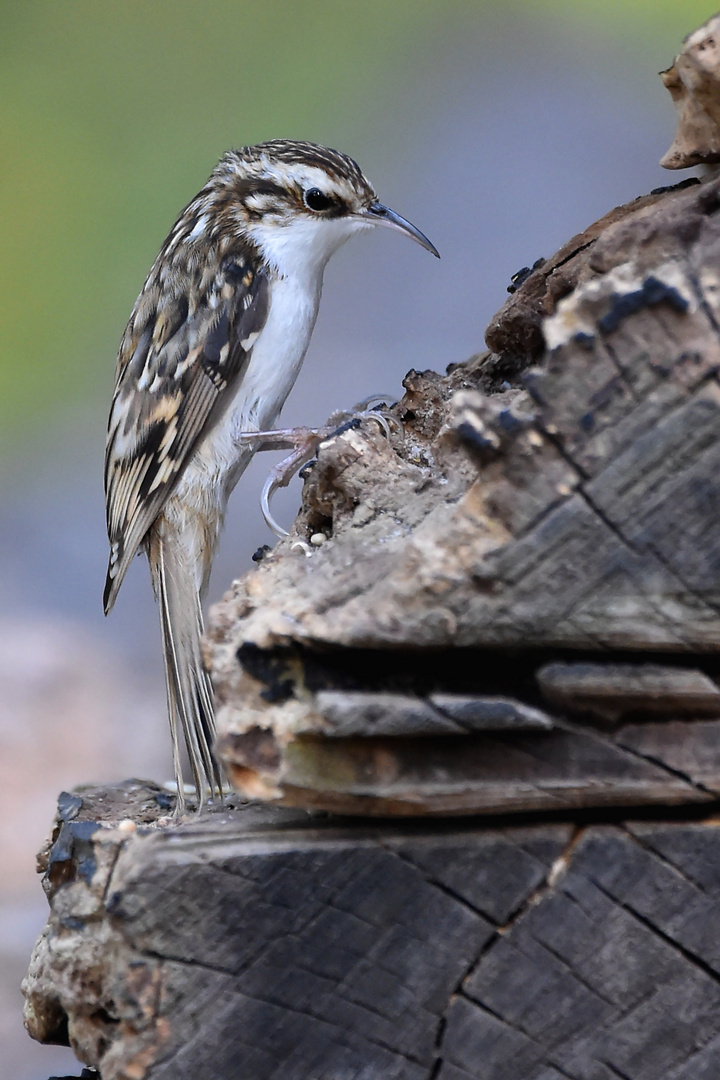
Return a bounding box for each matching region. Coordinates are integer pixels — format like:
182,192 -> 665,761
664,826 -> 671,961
22,782 -> 720,1079
210,173 -> 720,656
204,172 -> 720,815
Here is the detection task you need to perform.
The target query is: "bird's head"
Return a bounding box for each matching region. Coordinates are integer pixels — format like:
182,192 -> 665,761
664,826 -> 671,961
210,139 -> 439,277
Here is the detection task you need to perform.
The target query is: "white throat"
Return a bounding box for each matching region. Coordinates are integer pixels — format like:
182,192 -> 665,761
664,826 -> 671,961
248,213 -> 369,283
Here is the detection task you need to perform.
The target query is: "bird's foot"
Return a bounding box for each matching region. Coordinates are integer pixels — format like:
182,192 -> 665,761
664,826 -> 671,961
237,395 -> 402,538
325,393 -> 404,440
236,425 -> 332,536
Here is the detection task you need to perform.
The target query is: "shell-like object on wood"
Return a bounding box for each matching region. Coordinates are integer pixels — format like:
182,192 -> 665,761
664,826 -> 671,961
661,13 -> 720,168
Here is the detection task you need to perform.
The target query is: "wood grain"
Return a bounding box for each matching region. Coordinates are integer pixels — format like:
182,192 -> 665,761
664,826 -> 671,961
23,784 -> 720,1079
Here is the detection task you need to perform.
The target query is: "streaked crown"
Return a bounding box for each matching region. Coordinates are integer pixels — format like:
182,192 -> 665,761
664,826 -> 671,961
212,139 -> 378,226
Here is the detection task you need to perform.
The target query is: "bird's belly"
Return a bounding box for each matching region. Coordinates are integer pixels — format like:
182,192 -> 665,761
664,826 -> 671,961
176,273 -> 320,505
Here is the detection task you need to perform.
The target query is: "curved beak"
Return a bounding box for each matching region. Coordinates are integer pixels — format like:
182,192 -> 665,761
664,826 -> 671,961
360,201 -> 440,258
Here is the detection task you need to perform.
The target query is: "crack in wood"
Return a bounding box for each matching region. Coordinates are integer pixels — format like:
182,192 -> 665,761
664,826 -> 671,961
101,841 -> 124,906
650,537 -> 720,624
521,924 -> 617,1013
238,987 -> 430,1069
587,873 -> 720,988
686,266 -> 720,339
612,734 -> 716,799
621,826 -> 711,895
551,428 -> 719,637
426,827 -> 587,1079
427,1018 -> 446,1080
138,946 -> 237,979
454,994 -> 581,1080
574,486 -> 643,555
602,1062 -> 634,1080
376,842 -> 500,925
599,340 -> 641,402
497,828 -> 585,934
537,425 -> 591,481
551,239 -> 597,274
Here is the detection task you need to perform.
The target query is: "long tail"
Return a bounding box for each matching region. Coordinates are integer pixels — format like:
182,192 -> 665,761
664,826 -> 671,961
147,524 -> 224,811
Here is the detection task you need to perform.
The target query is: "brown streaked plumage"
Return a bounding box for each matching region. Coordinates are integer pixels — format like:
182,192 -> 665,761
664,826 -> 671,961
104,139 -> 438,811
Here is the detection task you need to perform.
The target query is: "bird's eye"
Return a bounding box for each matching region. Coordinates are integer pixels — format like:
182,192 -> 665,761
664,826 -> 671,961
303,188 -> 335,213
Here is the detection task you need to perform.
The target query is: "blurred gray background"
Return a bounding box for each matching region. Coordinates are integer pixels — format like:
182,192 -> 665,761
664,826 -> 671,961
0,1 -> 710,1075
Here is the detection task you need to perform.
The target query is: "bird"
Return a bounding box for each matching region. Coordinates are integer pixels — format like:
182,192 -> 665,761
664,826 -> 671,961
103,139 -> 439,811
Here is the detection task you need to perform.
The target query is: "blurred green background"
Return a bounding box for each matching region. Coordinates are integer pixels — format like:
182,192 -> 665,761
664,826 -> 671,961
0,0 -> 713,454
1,3 -> 716,1076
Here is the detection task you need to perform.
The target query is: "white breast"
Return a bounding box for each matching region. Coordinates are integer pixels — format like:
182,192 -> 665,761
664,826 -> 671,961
179,266 -> 322,507
231,268 -> 321,436
174,210 -> 363,512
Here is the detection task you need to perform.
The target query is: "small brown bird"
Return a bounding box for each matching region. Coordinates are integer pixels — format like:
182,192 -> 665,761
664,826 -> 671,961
104,139 -> 438,809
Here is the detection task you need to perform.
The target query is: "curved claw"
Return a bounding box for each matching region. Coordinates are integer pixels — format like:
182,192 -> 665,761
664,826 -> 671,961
356,406 -> 404,442
353,393 -> 395,412
254,403 -> 403,541
386,414 -> 404,437
362,412 -> 392,438
261,471 -> 289,538
259,432 -> 328,539
376,410 -> 404,437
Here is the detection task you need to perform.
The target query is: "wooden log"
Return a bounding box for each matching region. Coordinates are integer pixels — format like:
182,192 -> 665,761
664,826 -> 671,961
209,174 -> 720,659
203,171 -> 720,814
22,783 -> 720,1079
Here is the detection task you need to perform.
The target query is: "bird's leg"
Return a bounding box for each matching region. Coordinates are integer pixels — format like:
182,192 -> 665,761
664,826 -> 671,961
235,425 -> 333,454
238,397 -> 404,539
236,394 -> 401,456
237,426 -> 336,536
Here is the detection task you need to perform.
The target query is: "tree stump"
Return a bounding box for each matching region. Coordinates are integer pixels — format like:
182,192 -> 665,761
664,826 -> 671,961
23,15 -> 720,1078
21,782 -> 720,1080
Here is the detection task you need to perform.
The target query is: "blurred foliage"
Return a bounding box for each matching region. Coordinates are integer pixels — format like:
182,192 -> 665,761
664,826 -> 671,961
0,0 -> 714,452
540,0 -> 713,32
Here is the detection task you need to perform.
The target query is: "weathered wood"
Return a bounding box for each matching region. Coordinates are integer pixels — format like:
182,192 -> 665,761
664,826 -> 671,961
219,721 -> 719,816
537,662 -> 720,723
263,688 -> 555,737
445,822 -> 720,1080
209,176 -> 720,654
23,783 -> 720,1079
203,169 -> 720,814
428,694 -> 553,732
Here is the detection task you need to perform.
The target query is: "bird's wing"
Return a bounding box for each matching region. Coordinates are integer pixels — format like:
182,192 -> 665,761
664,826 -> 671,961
103,255 -> 269,613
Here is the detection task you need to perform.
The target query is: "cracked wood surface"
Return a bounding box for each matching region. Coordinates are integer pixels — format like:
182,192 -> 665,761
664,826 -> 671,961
204,173 -> 720,814
208,175 -> 720,659
22,783 -> 720,1079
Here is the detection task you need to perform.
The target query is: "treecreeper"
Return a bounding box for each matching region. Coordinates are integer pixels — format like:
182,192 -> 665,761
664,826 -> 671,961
102,140 -> 439,810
